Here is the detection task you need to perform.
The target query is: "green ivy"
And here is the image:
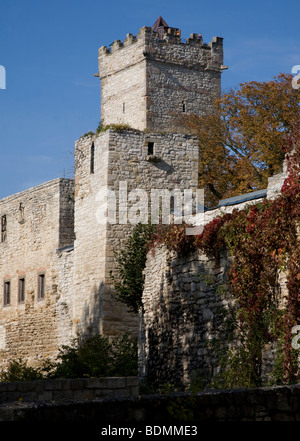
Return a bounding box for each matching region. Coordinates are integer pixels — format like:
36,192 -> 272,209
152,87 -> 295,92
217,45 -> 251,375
110,223 -> 156,313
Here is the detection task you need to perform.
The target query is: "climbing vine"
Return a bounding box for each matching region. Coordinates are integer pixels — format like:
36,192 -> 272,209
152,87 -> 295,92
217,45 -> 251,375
111,223 -> 156,313
150,125 -> 300,386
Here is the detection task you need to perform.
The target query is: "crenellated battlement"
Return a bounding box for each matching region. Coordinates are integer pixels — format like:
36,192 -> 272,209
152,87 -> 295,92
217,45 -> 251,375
98,24 -> 223,57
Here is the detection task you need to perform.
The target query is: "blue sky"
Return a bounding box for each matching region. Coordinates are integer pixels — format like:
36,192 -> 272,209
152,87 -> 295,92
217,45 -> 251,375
0,0 -> 298,199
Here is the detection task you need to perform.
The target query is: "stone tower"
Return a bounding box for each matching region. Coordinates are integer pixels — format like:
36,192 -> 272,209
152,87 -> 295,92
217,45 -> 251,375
98,17 -> 224,132
0,18 -> 224,370
72,18 -> 224,337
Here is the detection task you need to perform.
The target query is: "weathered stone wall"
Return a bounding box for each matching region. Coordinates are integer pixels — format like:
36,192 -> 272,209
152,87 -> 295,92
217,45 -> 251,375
52,245 -> 74,348
0,376 -> 139,405
98,26 -> 223,132
73,129 -> 199,337
139,246 -> 234,389
139,171 -> 290,389
99,32 -> 147,131
72,131 -> 110,337
2,383 -> 300,421
0,179 -> 75,368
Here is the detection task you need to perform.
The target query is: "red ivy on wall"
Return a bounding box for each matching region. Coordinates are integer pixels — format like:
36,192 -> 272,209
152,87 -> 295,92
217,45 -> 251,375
149,123 -> 300,385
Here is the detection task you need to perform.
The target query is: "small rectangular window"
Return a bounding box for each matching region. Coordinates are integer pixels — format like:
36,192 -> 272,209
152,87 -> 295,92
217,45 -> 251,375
123,102 -> 126,113
18,278 -> 25,303
147,142 -> 154,155
1,215 -> 7,243
38,274 -> 45,299
4,281 -> 10,306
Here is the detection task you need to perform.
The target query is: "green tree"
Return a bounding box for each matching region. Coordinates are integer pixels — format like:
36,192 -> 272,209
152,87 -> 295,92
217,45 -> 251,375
110,223 -> 156,313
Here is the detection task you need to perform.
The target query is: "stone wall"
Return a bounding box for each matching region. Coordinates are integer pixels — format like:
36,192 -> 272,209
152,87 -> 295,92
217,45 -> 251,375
0,179 -> 75,368
52,245 -> 74,348
99,32 -> 147,131
0,376 -> 139,405
98,26 -> 223,132
139,171 -> 290,389
73,129 -> 198,337
2,384 -> 300,421
139,246 -> 234,389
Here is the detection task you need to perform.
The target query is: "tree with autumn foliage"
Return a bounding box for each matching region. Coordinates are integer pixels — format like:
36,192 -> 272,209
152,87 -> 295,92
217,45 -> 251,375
179,73 -> 300,207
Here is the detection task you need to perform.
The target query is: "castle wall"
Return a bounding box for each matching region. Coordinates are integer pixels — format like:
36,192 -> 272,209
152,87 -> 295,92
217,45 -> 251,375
0,179 -> 75,368
72,129 -> 199,337
52,245 -> 74,348
103,130 -> 199,335
140,243 -> 289,390
139,172 -> 290,389
72,132 -> 110,337
139,245 -> 233,388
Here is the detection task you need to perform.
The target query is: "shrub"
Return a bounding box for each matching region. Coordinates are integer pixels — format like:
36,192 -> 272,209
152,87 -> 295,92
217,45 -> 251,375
96,120 -> 134,133
0,358 -> 43,382
48,332 -> 137,379
0,333 -> 138,381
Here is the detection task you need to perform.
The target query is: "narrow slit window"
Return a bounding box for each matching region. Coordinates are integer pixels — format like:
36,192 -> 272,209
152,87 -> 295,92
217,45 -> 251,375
147,142 -> 154,155
170,196 -> 175,214
1,215 -> 6,242
90,142 -> 95,174
38,274 -> 45,299
18,278 -> 25,303
182,101 -> 186,113
4,281 -> 10,306
19,203 -> 25,224
123,102 -> 126,113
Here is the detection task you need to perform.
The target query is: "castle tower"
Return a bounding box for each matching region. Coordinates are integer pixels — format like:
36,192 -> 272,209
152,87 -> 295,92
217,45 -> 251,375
97,17 -> 224,132
72,18 -> 223,337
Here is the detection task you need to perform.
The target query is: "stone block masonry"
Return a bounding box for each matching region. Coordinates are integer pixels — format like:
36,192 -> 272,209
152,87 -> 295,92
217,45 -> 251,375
1,383 -> 300,421
72,128 -> 199,338
0,179 -> 75,368
0,376 -> 139,405
139,170 -> 290,389
98,25 -> 223,132
140,246 -> 234,389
